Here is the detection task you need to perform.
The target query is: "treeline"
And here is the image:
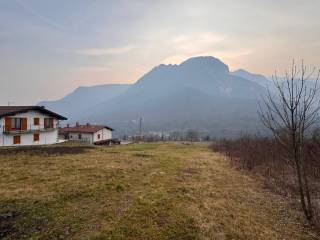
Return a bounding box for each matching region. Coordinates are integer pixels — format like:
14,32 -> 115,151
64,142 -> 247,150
211,134 -> 320,229
124,129 -> 210,142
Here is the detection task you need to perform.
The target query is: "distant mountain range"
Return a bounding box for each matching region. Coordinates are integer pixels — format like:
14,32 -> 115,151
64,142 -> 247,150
231,69 -> 271,88
39,84 -> 130,121
39,56 -> 271,137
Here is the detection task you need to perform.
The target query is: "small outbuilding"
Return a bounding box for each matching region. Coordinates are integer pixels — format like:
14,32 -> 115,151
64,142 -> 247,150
59,123 -> 114,144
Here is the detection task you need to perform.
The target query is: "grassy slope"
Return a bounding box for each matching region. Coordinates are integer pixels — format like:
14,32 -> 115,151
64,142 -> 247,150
0,142 -> 317,240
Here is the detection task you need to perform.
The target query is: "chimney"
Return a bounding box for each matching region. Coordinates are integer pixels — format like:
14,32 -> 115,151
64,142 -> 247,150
67,124 -> 70,128
76,122 -> 80,127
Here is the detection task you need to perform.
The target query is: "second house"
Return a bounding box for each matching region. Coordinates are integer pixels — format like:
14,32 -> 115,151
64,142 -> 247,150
59,123 -> 114,144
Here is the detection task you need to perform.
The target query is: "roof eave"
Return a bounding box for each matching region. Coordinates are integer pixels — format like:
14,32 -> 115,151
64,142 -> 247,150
0,106 -> 67,120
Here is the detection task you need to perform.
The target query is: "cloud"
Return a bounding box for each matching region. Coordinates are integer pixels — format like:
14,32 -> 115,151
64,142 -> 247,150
16,0 -> 65,31
161,48 -> 252,66
77,45 -> 136,56
161,32 -> 251,65
170,32 -> 225,44
161,54 -> 192,64
212,49 -> 253,60
74,66 -> 111,72
168,32 -> 226,53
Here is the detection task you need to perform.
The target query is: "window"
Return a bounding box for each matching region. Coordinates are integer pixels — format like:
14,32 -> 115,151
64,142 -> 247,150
13,135 -> 21,144
11,118 -> 21,130
5,117 -> 11,131
97,134 -> 101,139
33,133 -> 39,142
78,134 -> 82,139
34,118 -> 40,125
44,118 -> 54,129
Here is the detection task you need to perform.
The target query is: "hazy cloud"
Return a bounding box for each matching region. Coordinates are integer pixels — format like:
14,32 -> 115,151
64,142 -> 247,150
76,45 -> 136,56
15,0 -> 65,31
1,0 -> 320,104
74,66 -> 111,72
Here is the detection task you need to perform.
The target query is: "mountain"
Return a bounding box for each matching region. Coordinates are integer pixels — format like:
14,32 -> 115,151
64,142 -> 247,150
78,56 -> 267,137
124,57 -> 265,100
38,84 -> 131,121
39,56 -> 269,137
231,69 -> 271,88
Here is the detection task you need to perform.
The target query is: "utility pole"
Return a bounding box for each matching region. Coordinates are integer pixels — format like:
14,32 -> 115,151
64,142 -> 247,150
139,117 -> 142,137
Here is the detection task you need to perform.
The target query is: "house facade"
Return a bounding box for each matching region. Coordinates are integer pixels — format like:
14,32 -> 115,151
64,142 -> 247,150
59,123 -> 113,144
0,106 -> 67,146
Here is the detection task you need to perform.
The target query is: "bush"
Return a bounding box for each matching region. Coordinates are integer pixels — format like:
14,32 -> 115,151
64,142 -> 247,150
211,135 -> 320,229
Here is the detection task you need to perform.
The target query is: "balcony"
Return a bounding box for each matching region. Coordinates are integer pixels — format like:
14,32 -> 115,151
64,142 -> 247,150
2,124 -> 59,134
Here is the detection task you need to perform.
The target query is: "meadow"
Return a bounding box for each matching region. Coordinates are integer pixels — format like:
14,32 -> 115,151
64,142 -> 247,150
0,142 -> 318,239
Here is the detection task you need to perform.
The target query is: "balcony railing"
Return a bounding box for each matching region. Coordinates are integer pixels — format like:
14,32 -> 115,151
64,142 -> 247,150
2,123 -> 59,134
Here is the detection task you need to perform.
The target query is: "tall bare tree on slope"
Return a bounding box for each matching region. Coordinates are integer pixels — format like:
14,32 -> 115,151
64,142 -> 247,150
258,60 -> 320,220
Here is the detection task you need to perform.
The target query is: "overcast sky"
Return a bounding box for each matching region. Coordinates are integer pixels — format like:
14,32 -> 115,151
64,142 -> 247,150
1,0 -> 320,105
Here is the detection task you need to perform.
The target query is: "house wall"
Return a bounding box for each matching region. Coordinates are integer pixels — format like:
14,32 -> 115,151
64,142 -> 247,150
59,128 -> 112,144
68,132 -> 94,144
93,128 -> 112,142
0,110 -> 61,147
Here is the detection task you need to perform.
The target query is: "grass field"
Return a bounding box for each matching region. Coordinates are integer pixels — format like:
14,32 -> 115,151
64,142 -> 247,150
0,142 -> 318,240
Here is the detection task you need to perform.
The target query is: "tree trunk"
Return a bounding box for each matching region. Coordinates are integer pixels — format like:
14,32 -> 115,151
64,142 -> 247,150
295,158 -> 310,219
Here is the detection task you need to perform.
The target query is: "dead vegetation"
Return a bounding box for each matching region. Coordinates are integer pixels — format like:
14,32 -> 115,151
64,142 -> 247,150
0,145 -> 93,156
258,60 -> 320,221
211,136 -> 320,231
0,142 -> 318,239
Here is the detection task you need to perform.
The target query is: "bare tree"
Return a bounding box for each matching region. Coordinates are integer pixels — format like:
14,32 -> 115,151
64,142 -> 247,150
258,60 -> 320,220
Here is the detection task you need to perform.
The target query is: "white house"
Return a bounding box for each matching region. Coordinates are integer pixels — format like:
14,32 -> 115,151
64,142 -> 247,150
59,123 -> 114,144
0,106 -> 67,147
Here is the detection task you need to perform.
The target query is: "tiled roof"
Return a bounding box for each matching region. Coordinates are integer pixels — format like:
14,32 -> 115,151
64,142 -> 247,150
0,106 -> 67,120
59,124 -> 114,134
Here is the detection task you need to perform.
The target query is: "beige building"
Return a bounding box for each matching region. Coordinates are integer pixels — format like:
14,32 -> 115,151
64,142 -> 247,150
59,123 -> 114,144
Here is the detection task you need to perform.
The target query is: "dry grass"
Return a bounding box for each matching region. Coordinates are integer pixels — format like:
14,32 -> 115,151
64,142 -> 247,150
0,142 -> 318,239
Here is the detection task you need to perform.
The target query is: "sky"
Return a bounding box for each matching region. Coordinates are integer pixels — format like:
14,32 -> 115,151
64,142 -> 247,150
0,0 -> 320,105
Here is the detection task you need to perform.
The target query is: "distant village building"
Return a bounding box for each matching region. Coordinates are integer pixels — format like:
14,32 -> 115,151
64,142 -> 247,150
0,106 -> 67,146
59,123 -> 114,145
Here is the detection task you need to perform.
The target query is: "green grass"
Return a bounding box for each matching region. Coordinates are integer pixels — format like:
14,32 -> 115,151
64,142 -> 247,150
0,142 -> 318,239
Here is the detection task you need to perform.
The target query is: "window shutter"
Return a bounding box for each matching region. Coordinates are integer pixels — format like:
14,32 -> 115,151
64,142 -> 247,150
21,118 -> 28,130
13,135 -> 21,144
34,118 -> 40,125
33,133 -> 39,141
5,117 -> 11,131
44,118 -> 48,128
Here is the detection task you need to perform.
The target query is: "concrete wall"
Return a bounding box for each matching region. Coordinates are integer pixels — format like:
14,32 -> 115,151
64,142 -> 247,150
93,128 -> 112,142
60,128 -> 112,144
68,132 -> 94,144
0,110 -> 61,147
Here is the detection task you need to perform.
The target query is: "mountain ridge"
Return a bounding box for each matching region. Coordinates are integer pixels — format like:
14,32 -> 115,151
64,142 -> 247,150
39,56 -> 268,137
38,84 -> 131,120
